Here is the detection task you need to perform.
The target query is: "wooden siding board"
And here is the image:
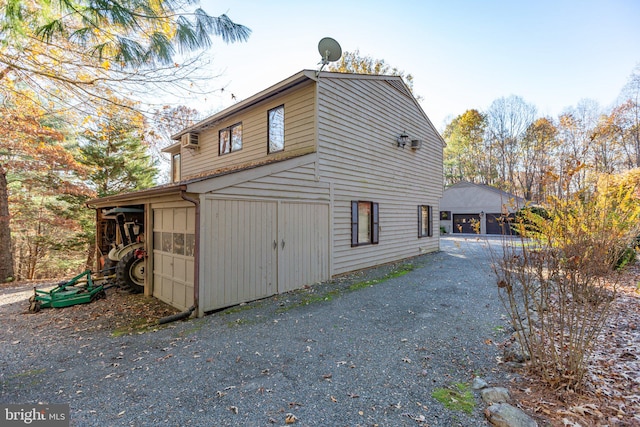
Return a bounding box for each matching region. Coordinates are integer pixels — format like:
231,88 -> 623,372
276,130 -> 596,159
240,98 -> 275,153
316,77 -> 443,275
201,198 -> 281,312
181,83 -> 316,178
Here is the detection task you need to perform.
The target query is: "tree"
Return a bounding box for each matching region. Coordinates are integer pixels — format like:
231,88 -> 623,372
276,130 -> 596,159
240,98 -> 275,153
79,99 -> 157,197
0,0 -> 251,115
592,108 -> 625,174
554,100 -> 601,195
148,105 -> 201,181
521,117 -> 558,202
486,95 -> 537,193
0,0 -> 250,281
0,84 -> 90,281
328,50 -> 417,95
610,67 -> 640,169
442,109 -> 488,185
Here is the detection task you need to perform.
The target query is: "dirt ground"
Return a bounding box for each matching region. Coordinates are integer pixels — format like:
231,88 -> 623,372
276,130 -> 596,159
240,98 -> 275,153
0,280 -> 179,337
506,266 -> 640,427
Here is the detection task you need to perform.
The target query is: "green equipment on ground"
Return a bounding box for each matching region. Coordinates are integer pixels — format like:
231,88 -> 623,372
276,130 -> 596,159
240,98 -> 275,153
28,270 -> 110,312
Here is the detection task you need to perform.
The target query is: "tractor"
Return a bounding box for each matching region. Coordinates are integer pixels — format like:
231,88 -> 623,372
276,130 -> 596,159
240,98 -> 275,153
98,206 -> 146,293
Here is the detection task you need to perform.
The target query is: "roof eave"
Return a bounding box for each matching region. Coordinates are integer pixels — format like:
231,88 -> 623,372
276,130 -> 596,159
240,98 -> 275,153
86,184 -> 188,207
171,70 -> 317,140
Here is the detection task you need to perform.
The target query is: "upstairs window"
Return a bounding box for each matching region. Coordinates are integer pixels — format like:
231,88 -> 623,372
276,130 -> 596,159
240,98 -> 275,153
418,205 -> 433,237
351,201 -> 379,246
171,153 -> 181,183
219,123 -> 242,155
268,105 -> 284,153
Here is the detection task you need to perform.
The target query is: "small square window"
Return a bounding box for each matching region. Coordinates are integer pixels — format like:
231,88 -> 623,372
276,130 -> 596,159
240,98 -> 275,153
185,234 -> 195,257
173,233 -> 185,255
219,123 -> 242,155
268,105 -> 284,153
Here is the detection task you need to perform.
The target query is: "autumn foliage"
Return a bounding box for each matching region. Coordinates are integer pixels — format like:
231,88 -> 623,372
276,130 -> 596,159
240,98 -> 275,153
494,168 -> 640,391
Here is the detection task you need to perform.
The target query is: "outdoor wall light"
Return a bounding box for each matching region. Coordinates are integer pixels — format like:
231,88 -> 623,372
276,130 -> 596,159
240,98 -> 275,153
397,131 -> 409,148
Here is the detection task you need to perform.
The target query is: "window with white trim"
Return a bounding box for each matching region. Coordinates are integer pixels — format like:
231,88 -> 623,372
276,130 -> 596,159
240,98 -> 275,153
268,105 -> 284,153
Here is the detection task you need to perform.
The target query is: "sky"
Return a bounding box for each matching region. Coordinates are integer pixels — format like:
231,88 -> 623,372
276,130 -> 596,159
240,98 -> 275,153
194,0 -> 640,131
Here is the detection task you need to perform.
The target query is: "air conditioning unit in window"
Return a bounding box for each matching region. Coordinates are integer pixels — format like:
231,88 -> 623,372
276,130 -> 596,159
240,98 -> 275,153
181,132 -> 199,149
410,139 -> 422,150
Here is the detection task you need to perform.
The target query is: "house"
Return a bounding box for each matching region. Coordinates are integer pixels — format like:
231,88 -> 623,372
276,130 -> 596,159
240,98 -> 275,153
439,181 -> 525,234
87,70 -> 445,317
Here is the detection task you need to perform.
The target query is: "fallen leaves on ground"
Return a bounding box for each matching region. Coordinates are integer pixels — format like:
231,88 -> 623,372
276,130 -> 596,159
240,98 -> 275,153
1,281 -> 180,339
509,264 -> 640,426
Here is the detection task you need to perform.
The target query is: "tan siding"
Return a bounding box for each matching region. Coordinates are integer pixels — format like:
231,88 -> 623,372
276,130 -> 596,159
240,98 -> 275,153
181,82 -> 317,178
211,163 -> 330,201
199,162 -> 332,311
201,199 -> 278,311
317,77 -> 443,275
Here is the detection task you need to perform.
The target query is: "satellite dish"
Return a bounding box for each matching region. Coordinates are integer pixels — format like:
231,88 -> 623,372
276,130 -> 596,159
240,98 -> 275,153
318,37 -> 342,64
317,37 -> 342,74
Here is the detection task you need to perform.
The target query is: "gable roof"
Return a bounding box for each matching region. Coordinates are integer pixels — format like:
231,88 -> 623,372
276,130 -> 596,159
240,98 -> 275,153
445,181 -> 526,203
440,181 -> 527,213
172,69 -> 444,146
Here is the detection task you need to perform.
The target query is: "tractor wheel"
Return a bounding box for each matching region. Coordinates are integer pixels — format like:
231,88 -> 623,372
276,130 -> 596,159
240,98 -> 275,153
28,300 -> 41,313
115,251 -> 144,294
102,258 -> 116,277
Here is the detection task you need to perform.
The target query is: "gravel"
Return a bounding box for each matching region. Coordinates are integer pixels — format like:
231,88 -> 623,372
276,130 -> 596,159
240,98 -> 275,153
1,236 -> 515,426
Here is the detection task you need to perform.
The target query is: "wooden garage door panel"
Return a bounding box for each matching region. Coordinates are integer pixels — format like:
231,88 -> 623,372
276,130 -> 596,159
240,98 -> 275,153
203,199 -> 278,311
160,253 -> 173,276
279,202 -> 330,293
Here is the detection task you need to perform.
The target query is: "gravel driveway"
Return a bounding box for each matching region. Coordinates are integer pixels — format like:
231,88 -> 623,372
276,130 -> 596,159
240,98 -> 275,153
1,236 -> 513,426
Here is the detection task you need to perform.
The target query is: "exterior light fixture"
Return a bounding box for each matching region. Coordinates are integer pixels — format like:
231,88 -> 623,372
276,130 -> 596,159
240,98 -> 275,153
397,131 -> 409,148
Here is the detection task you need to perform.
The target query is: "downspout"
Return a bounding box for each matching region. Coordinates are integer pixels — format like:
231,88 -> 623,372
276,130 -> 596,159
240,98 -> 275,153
180,191 -> 201,317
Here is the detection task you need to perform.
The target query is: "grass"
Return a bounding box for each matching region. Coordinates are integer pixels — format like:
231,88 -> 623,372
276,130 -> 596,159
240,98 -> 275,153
492,325 -> 505,335
431,382 -> 475,414
220,302 -> 262,316
276,263 -> 416,313
177,320 -> 206,336
111,318 -> 165,337
12,368 -> 46,378
1,368 -> 47,389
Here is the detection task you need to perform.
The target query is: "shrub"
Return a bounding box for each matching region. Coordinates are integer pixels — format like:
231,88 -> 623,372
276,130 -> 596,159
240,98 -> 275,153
494,171 -> 640,390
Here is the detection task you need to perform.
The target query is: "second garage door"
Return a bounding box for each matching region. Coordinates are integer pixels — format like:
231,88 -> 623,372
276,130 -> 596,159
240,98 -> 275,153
486,213 -> 516,235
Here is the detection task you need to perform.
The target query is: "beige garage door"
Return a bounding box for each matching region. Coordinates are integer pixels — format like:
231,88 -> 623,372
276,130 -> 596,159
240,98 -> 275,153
201,199 -> 330,312
152,207 -> 195,311
201,199 -> 278,312
279,202 -> 330,293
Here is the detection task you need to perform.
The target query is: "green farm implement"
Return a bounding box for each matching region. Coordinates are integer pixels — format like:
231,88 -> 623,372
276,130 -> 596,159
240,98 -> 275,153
28,270 -> 111,312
